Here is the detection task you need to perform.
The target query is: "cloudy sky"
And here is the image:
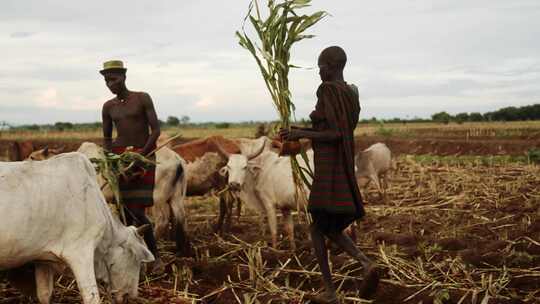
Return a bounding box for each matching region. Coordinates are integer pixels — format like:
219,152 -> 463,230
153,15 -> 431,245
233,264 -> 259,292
1,0 -> 539,124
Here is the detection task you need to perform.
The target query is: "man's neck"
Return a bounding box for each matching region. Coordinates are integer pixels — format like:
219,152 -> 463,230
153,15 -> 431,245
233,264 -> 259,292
328,72 -> 345,82
116,89 -> 130,101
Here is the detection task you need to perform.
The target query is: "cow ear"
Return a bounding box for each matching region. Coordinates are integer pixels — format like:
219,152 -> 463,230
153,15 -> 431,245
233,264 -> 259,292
248,164 -> 261,175
43,146 -> 49,156
140,246 -> 155,263
219,166 -> 228,177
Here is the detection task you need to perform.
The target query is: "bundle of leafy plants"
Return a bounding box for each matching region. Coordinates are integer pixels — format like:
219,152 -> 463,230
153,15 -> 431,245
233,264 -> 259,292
90,150 -> 156,224
236,0 -> 327,191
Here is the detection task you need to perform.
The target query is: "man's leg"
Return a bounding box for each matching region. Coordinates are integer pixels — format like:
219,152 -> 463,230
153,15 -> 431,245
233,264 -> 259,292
326,231 -> 380,299
125,206 -> 164,273
326,231 -> 372,269
127,207 -> 160,258
310,224 -> 338,302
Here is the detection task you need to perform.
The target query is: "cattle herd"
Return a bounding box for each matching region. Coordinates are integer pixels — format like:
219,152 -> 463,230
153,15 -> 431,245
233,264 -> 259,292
0,135 -> 391,304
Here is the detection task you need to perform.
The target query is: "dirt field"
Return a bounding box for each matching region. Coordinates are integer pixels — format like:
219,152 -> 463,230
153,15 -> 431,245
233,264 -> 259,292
1,155 -> 539,303
1,126 -> 539,303
1,133 -> 539,161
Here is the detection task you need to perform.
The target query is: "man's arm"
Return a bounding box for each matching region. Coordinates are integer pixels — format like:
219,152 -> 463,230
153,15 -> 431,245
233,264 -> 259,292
141,93 -> 161,156
295,129 -> 340,142
102,103 -> 113,152
299,85 -> 342,142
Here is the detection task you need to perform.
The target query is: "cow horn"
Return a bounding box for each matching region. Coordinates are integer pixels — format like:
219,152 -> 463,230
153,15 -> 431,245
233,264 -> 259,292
136,224 -> 151,236
247,137 -> 267,160
55,145 -> 65,153
213,141 -> 231,159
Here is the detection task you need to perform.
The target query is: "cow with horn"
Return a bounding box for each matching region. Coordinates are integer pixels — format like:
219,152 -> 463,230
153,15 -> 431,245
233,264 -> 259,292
215,137 -> 313,250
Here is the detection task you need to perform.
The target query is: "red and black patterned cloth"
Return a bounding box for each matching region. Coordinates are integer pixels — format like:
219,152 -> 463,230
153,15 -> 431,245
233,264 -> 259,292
308,81 -> 364,234
111,147 -> 156,209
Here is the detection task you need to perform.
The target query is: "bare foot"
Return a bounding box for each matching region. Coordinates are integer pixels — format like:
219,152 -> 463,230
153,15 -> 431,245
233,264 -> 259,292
308,291 -> 339,304
150,258 -> 165,275
359,264 -> 380,299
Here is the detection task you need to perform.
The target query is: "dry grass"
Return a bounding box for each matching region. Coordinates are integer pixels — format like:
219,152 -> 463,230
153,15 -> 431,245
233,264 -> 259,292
2,121 -> 540,142
356,121 -> 540,139
2,155 -> 538,303
0,126 -> 258,141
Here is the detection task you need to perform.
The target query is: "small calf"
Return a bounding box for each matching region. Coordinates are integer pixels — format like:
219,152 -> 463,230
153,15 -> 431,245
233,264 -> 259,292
355,143 -> 392,198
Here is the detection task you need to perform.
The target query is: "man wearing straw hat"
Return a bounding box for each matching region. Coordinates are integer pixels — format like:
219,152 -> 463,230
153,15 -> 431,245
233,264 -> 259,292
100,60 -> 164,273
280,46 -> 379,303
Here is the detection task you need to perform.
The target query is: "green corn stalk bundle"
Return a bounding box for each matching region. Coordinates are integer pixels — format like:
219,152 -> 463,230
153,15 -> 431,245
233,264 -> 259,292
236,0 -> 327,197
90,151 -> 156,225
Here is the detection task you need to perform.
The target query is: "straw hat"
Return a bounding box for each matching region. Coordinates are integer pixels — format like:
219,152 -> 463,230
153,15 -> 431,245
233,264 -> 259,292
100,60 -> 127,75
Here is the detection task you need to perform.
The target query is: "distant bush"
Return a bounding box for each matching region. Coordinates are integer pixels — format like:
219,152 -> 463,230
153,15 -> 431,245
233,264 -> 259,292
54,122 -> 73,131
375,122 -> 395,137
528,149 -> 540,164
215,122 -> 231,129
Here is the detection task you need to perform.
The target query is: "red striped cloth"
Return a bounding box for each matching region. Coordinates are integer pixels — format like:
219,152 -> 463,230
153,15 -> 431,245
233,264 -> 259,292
308,81 -> 364,221
111,147 -> 155,208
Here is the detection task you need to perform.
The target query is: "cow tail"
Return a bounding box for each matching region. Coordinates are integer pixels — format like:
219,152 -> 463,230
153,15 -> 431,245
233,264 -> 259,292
170,159 -> 193,256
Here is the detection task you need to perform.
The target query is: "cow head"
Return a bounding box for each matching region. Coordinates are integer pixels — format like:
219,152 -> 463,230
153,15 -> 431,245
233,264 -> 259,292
95,225 -> 154,303
216,139 -> 265,192
27,146 -> 64,161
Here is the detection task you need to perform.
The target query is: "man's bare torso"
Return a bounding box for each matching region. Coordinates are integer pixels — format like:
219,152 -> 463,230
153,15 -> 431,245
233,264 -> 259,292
104,91 -> 151,148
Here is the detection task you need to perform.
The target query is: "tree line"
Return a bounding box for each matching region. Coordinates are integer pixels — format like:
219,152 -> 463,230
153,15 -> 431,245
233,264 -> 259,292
4,103 -> 539,131
430,104 -> 540,124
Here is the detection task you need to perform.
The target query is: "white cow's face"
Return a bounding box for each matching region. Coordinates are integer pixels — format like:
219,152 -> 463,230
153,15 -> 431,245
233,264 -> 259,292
98,227 -> 154,303
220,154 -> 249,191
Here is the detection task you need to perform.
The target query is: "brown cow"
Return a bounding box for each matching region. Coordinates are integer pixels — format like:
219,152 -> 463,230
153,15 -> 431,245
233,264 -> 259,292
27,146 -> 65,161
172,136 -> 241,163
172,136 -> 243,232
8,141 -> 35,161
172,136 -> 272,232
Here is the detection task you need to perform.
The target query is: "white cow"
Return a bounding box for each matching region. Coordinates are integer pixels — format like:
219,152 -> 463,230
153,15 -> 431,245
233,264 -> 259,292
0,152 -> 154,304
77,142 -> 191,255
355,143 -> 392,198
217,139 -> 313,250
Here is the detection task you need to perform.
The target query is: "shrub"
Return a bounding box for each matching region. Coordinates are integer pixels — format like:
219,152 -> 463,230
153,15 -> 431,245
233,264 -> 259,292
528,149 -> 540,164
215,122 -> 230,129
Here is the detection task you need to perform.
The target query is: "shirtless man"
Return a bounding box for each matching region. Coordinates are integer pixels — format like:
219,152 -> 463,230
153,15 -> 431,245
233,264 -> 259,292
280,47 -> 379,303
100,60 -> 163,272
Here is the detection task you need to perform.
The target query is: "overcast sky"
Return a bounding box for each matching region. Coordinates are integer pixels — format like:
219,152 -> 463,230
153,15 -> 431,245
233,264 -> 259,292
1,0 -> 539,124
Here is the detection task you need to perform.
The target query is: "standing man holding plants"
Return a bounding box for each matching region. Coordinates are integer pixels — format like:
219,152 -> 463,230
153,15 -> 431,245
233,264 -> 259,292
280,46 -> 379,303
100,60 -> 164,273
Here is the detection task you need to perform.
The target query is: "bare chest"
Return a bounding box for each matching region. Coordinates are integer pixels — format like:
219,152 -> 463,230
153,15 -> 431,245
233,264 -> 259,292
108,98 -> 146,123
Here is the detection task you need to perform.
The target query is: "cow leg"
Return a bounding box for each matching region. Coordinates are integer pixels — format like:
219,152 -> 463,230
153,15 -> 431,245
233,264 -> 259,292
152,202 -> 169,240
35,264 -> 54,304
65,253 -> 100,304
262,200 -> 278,248
371,174 -> 383,200
215,195 -> 227,233
380,173 -> 388,202
282,209 -> 295,251
169,197 -> 192,257
225,196 -> 234,231
236,198 -> 242,222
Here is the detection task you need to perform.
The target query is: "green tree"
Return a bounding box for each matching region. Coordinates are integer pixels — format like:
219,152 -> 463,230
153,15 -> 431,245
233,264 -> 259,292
54,122 -> 73,131
180,115 -> 190,125
454,112 -> 469,124
431,111 -> 451,124
469,112 -> 484,121
166,116 -> 180,126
